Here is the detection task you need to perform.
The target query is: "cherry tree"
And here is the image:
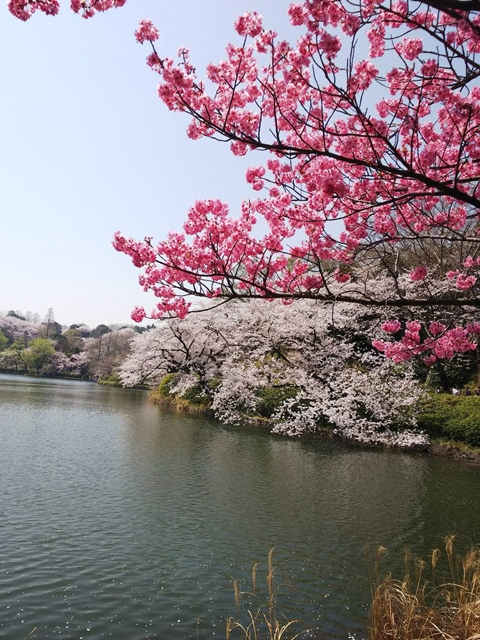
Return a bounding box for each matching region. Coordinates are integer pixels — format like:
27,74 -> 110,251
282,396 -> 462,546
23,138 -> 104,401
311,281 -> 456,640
121,299 -> 426,446
110,0 -> 480,366
119,307 -> 232,392
212,299 -> 425,445
53,351 -> 89,377
85,326 -> 135,379
10,0 -> 480,366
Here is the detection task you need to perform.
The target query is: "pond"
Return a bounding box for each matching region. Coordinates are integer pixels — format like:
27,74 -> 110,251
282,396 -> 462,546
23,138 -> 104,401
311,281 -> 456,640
1,373 -> 480,640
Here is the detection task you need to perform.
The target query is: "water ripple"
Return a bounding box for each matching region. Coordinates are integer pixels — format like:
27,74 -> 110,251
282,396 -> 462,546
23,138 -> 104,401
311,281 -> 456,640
1,374 -> 480,639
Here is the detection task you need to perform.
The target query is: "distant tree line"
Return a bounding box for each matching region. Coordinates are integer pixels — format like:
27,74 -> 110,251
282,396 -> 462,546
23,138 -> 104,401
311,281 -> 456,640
0,308 -> 151,380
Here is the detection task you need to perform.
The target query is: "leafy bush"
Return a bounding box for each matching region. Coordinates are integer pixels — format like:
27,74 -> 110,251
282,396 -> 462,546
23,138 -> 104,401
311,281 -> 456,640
417,395 -> 480,447
157,372 -> 211,406
181,383 -> 210,406
422,357 -> 478,391
157,372 -> 178,397
255,386 -> 299,418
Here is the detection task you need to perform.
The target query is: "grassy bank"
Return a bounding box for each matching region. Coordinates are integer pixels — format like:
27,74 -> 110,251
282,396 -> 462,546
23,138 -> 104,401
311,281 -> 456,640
98,374 -> 149,389
149,372 -> 214,414
417,394 -> 480,453
97,375 -> 123,387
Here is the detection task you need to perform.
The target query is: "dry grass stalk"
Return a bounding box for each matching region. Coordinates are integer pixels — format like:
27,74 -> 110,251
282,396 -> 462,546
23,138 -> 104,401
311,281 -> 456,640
369,535 -> 480,640
226,549 -> 311,640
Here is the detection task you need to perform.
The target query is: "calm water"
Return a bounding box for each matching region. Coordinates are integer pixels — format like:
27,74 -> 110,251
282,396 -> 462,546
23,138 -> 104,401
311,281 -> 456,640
1,374 -> 480,640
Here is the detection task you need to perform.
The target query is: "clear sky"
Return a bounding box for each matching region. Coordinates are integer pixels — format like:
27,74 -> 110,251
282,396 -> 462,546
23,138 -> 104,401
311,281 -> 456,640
1,0 -> 293,328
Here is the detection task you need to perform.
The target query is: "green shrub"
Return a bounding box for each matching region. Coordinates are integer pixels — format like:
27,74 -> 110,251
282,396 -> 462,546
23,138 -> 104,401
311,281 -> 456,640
207,376 -> 222,392
182,383 -> 210,406
255,386 -> 299,418
157,372 -> 179,397
418,395 -> 480,447
157,373 -> 211,407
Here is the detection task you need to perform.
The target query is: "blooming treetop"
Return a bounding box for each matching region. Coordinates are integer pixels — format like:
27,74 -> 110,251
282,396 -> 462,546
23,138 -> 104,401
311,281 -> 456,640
10,0 -> 480,363
119,311 -> 230,388
0,314 -> 39,344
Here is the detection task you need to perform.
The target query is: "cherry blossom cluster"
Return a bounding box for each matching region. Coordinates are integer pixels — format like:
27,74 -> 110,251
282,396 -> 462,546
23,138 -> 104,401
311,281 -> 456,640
134,19 -> 159,45
53,351 -> 89,375
8,0 -> 127,21
0,313 -> 40,342
120,299 -> 427,447
373,318 -> 480,364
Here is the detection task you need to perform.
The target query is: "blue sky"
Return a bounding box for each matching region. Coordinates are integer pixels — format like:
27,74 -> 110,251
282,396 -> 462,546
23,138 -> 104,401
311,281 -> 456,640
1,0 -> 292,328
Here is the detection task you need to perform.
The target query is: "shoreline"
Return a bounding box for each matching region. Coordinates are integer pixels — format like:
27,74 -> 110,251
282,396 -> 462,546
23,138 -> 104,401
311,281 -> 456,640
148,391 -> 480,465
427,441 -> 480,464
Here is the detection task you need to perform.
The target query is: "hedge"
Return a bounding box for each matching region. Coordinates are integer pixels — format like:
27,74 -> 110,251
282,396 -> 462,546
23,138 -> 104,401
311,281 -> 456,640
417,395 -> 480,448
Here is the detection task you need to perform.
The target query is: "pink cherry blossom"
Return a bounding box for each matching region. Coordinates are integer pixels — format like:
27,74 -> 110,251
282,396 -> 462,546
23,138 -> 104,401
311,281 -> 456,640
131,306 -> 146,323
382,320 -> 401,333
234,11 -> 263,38
429,321 -> 446,336
8,0 -> 59,20
334,269 -> 351,283
395,37 -> 423,60
409,266 -> 428,281
135,19 -> 159,44
8,0 -> 128,20
456,273 -> 477,290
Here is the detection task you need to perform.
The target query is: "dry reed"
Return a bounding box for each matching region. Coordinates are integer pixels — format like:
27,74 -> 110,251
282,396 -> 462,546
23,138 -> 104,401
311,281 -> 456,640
226,549 -> 311,640
369,535 -> 480,640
